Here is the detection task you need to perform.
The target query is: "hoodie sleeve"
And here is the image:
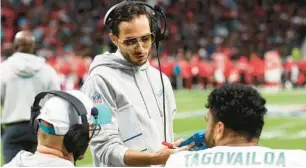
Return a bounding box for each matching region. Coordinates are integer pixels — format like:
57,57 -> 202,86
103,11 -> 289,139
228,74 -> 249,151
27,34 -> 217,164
81,74 -> 129,167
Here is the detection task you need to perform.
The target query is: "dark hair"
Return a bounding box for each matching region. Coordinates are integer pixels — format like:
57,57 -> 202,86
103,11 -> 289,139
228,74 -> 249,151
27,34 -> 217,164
206,84 -> 267,140
108,3 -> 152,37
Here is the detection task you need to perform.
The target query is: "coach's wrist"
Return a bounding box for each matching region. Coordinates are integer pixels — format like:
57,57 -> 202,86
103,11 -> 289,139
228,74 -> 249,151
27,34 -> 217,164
150,148 -> 173,165
148,153 -> 156,165
149,152 -> 159,165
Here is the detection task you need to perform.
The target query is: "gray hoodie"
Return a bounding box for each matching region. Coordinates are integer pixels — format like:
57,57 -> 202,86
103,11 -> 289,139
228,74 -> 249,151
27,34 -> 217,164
3,150 -> 74,167
81,50 -> 176,167
0,52 -> 60,124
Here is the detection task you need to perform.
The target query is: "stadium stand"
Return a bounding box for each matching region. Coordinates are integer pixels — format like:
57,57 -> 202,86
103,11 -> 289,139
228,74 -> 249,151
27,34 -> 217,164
1,0 -> 306,90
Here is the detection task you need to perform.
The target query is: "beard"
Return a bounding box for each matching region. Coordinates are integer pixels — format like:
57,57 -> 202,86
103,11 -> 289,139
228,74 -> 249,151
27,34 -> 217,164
205,127 -> 216,148
121,50 -> 147,66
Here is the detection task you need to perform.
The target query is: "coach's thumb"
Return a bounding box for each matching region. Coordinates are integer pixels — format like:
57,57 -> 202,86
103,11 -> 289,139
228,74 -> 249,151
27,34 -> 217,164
174,138 -> 185,146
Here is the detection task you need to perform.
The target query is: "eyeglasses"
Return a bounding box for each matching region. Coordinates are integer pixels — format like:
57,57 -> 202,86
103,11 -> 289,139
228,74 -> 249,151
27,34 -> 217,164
118,33 -> 155,48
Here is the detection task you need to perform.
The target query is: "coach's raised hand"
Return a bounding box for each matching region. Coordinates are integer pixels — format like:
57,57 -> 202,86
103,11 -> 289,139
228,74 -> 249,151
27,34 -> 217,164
151,140 -> 195,165
123,139 -> 194,166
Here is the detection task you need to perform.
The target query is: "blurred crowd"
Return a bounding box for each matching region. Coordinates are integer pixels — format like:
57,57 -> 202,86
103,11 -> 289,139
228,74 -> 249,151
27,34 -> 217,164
1,0 -> 306,90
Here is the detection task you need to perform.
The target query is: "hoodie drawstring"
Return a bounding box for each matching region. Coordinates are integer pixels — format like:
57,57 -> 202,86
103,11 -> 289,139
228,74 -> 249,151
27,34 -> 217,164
145,70 -> 163,117
132,68 -> 151,118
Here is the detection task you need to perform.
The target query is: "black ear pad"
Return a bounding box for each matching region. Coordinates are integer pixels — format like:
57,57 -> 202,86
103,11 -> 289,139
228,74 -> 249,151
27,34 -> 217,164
64,124 -> 89,160
151,14 -> 163,42
105,11 -> 115,31
30,105 -> 42,133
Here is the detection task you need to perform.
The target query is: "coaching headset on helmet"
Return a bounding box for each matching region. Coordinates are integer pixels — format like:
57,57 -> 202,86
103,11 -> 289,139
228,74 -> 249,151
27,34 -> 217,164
30,90 -> 102,162
103,0 -> 169,142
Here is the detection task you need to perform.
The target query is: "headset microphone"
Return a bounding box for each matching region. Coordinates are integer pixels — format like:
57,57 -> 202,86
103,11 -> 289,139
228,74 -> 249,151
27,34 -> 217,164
91,107 -> 98,117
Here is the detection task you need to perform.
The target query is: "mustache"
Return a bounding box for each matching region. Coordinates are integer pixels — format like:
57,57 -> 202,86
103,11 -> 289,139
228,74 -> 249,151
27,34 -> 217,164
133,51 -> 146,55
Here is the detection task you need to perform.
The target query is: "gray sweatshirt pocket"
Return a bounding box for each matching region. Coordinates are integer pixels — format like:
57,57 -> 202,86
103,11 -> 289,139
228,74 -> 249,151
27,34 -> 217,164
117,104 -> 147,152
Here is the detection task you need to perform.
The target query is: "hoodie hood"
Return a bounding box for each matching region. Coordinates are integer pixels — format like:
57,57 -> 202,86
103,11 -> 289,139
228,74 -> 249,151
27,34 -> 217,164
89,50 -> 149,74
8,52 -> 45,77
4,150 -> 74,167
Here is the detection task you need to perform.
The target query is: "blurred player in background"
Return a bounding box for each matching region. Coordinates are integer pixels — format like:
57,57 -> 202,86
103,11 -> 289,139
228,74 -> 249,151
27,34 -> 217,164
166,84 -> 306,167
0,31 -> 60,164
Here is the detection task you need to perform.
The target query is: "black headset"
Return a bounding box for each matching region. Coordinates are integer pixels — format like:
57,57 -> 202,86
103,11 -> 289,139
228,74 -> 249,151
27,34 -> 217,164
104,0 -> 168,142
104,0 -> 167,49
30,90 -> 99,161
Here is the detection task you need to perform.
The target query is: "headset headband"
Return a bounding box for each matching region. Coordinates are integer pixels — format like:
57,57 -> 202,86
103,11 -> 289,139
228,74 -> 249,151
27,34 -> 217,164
103,0 -> 167,41
32,90 -> 88,129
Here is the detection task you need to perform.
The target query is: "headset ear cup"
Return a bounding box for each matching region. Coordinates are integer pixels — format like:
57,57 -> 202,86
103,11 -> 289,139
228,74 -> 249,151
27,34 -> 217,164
151,16 -> 158,39
151,15 -> 164,44
30,105 -> 41,133
64,124 -> 89,160
155,27 -> 163,41
106,18 -> 113,31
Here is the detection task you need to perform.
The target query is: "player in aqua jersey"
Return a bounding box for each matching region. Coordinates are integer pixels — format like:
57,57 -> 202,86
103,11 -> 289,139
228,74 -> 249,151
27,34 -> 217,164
166,84 -> 306,167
